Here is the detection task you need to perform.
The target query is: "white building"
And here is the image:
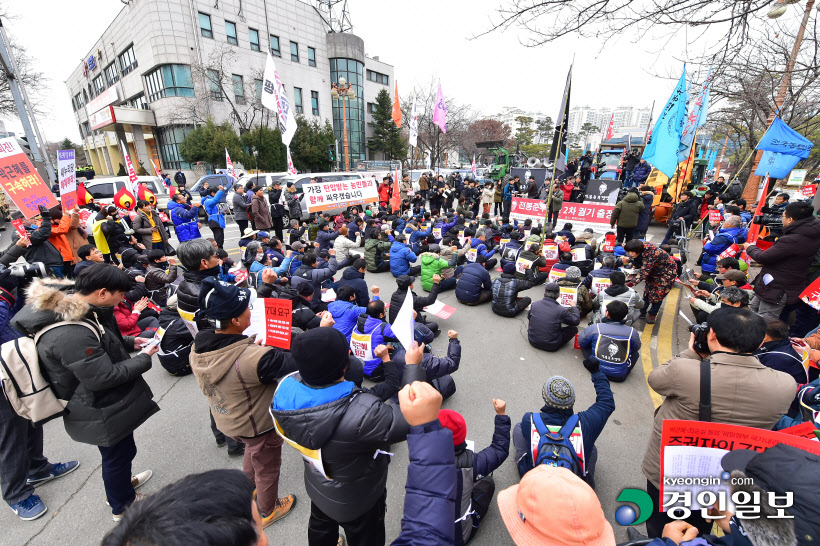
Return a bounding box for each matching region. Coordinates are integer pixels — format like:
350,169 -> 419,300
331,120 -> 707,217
568,105 -> 652,136
493,106 -> 550,144
65,0 -> 395,178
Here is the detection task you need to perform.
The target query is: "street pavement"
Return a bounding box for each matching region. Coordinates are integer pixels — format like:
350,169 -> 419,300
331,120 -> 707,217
0,219 -> 694,545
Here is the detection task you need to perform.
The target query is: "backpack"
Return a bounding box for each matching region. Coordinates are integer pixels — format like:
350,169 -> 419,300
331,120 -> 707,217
523,413 -> 583,478
0,321 -> 100,426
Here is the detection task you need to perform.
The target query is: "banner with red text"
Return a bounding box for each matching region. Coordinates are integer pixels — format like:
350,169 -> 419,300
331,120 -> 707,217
0,137 -> 58,218
511,198 -> 614,233
303,178 -> 379,213
57,149 -> 77,210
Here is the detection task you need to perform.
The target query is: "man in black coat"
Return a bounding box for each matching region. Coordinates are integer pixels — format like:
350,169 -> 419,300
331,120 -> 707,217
174,169 -> 186,188
267,181 -> 286,241
455,255 -> 493,305
660,191 -> 699,245
11,267 -> 159,522
389,274 -> 441,340
527,282 -> 582,351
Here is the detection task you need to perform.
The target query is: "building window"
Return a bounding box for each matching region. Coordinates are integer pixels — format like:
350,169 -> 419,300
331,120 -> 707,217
232,74 -> 245,104
366,102 -> 375,114
254,79 -> 263,99
82,121 -> 91,137
207,69 -> 222,101
74,92 -> 83,108
366,69 -> 389,85
145,64 -> 194,102
270,35 -> 281,57
92,74 -> 106,95
198,12 -> 213,38
128,93 -> 148,110
88,84 -> 95,99
293,87 -> 303,114
290,41 -> 299,63
330,58 -> 366,167
104,62 -> 119,86
118,45 -> 137,76
311,91 -> 319,116
249,28 -> 260,51
225,21 -> 238,45
156,125 -> 193,170
308,47 -> 316,67
83,89 -> 89,104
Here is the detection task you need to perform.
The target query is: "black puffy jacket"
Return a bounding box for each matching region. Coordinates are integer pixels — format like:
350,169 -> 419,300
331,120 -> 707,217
455,263 -> 492,303
15,220 -> 63,268
177,268 -> 217,329
389,281 -> 440,324
491,274 -> 532,314
527,296 -> 581,350
669,198 -> 699,225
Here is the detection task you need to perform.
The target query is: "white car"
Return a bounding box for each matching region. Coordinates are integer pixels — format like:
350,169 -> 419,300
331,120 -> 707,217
84,176 -> 170,211
227,172 -> 290,211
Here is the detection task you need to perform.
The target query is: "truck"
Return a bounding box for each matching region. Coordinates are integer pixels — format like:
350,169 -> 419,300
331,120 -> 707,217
476,140 -> 526,182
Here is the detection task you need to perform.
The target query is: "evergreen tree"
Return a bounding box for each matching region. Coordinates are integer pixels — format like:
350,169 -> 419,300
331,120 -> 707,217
240,125 -> 287,172
178,119 -> 243,169
367,89 -> 407,161
290,117 -> 336,172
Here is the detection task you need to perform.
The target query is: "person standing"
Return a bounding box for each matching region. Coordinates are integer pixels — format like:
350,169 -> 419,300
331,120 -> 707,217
493,180 -> 503,216
268,180 -> 286,241
623,239 -> 678,324
502,177 -> 514,219
579,152 -> 593,186
232,184 -> 250,236
11,266 -> 158,521
418,172 -> 429,202
174,168 -> 186,189
133,200 -> 170,251
633,185 -> 655,239
546,182 -> 564,227
167,194 -> 201,242
203,185 -> 227,249
250,186 -> 273,233
610,189 -> 645,244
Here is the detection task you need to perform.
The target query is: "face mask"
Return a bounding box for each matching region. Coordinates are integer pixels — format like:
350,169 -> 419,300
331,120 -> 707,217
202,265 -> 221,278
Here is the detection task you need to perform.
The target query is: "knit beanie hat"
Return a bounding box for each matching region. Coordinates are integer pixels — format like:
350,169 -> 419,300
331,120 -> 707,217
438,409 -> 467,446
542,376 -> 575,409
566,266 -> 582,279
292,328 -> 350,386
502,263 -> 516,275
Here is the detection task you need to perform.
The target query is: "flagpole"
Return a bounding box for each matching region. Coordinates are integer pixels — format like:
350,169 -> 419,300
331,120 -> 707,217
675,130 -> 698,202
643,101 -> 655,144
544,66 -> 572,229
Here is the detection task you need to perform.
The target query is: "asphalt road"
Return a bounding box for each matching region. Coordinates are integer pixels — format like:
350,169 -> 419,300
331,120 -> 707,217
1,220 -> 683,546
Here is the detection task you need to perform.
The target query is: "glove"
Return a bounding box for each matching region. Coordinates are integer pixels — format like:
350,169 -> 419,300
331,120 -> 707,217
38,205 -> 51,220
582,358 -> 600,375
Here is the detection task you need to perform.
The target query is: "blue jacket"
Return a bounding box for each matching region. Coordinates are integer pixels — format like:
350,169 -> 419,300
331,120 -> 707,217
289,252 -> 303,276
701,227 -> 746,273
328,300 -> 368,341
755,338 -> 807,386
249,255 -> 292,277
346,220 -> 361,241
0,298 -> 22,345
502,183 -> 514,201
167,201 -> 201,242
469,238 -> 496,259
352,314 -> 399,375
455,262 -> 492,303
555,229 -> 576,245
204,190 -> 226,228
519,371 -> 614,473
337,268 -> 370,307
577,319 -> 642,380
409,225 -> 433,245
390,422 -> 457,546
433,217 -> 458,241
632,162 -> 652,183
316,229 -> 339,251
636,192 -> 655,233
390,241 -> 418,277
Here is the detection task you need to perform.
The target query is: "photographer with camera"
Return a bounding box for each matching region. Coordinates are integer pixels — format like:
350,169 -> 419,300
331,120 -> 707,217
641,307 -> 797,538
743,201 -> 820,320
12,207 -> 64,278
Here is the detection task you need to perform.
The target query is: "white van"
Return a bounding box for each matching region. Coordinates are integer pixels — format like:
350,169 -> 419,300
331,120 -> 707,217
227,172 -> 290,211
84,176 -> 170,211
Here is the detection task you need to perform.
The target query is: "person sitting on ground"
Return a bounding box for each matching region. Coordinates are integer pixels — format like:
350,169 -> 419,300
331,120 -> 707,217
189,278 -> 297,529
144,250 -> 178,306
438,400 -> 510,545
577,301 -> 642,382
555,222 -> 576,245
350,300 -> 400,380
514,241 -> 548,285
556,266 -> 594,318
390,232 -> 420,277
389,274 -> 441,340
291,250 -> 338,312
114,295 -> 160,339
456,254 -> 493,306
527,282 -> 581,352
583,255 -> 619,294
73,244 -> 105,277
569,232 -> 596,277
513,365 -> 614,488
364,230 -> 391,273
590,271 -> 644,327
333,226 -> 362,269
437,246 -> 464,291
498,231 -> 523,270
755,318 -> 808,388
419,246 -> 456,292
491,263 -> 533,318
392,329 -> 462,400
336,258 -> 375,307
465,229 -> 498,271
327,285 -> 379,341
688,269 -> 751,322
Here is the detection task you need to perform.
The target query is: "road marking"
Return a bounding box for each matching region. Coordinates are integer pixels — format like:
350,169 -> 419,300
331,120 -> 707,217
640,286 -> 679,409
641,321 -> 663,409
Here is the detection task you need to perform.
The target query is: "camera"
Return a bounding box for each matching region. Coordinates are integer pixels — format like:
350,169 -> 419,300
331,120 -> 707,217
0,261 -> 47,279
689,322 -> 709,354
752,214 -> 782,229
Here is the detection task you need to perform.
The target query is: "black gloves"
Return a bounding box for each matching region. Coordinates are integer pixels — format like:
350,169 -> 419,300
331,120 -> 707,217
38,205 -> 50,220
582,358 -> 600,375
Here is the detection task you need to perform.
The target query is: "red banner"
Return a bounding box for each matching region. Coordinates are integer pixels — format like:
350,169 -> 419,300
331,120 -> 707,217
799,276 -> 820,311
801,184 -> 817,197
511,198 -> 615,233
708,210 -> 722,224
0,137 -> 58,218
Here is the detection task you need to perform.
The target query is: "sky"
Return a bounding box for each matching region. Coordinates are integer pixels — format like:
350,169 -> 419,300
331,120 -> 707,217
0,0 -> 798,143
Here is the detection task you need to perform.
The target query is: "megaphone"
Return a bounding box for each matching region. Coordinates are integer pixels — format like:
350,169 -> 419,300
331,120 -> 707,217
527,157 -> 541,168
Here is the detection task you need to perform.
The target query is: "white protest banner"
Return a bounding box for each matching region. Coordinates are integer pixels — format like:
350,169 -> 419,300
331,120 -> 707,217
558,285 -> 579,307
590,277 -> 612,294
786,169 -> 807,186
57,150 -> 77,210
302,178 -> 379,213
548,268 -> 567,282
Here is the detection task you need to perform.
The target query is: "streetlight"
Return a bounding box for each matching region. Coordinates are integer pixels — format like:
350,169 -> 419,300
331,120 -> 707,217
330,77 -> 356,172
743,0 -> 816,200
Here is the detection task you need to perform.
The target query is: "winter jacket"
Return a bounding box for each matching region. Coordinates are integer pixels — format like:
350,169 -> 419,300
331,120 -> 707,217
518,372 -> 614,482
559,182 -> 574,202
176,268 -> 218,330
611,192 -> 645,229
351,314 -> 400,375
527,295 -> 581,350
11,279 -> 157,447
48,214 -> 74,262
328,300 -> 369,341
389,241 -> 418,277
755,338 -> 808,386
167,201 -> 201,242
144,263 -> 178,294
315,229 -> 339,251
468,238 -> 496,262
631,162 -> 652,183
113,301 -> 144,337
63,211 -> 88,264
701,227 -> 747,273
336,268 -> 370,307
514,248 -> 546,282
133,209 -> 170,249
248,256 -> 291,278
583,266 -> 617,292
16,220 -> 62,268
190,332 -> 294,438
547,188 -> 564,212
724,179 -> 743,201
455,263 -> 492,304
669,198 -> 699,225
502,182 -> 514,202
204,190 -> 226,228
746,216 -> 820,304
635,192 -> 655,234
433,217 -> 458,241
389,281 -> 440,324
491,274 -> 532,315
577,319 -> 642,380
268,189 -> 286,218
271,362 -> 426,523
250,195 -> 273,230
284,189 -> 302,220
333,234 -> 360,264
420,253 -> 452,292
591,284 -> 645,325
232,192 -> 249,221
365,237 -> 391,272
378,183 -> 391,204
642,349 -> 797,489
291,258 -> 339,308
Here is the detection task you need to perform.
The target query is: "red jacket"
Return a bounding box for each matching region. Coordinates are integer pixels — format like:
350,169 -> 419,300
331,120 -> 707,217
113,302 -> 141,337
378,183 -> 391,203
559,183 -> 574,201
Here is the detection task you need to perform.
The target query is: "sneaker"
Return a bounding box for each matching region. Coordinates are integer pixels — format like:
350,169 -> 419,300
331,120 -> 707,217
27,461 -> 81,487
259,495 -> 296,528
9,494 -> 47,521
112,493 -> 145,522
216,438 -> 227,448
646,314 -> 657,324
131,470 -> 153,490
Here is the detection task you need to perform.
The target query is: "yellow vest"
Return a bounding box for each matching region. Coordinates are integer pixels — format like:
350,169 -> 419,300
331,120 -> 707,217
92,219 -> 110,254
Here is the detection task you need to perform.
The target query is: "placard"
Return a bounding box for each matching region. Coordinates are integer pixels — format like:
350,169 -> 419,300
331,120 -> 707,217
786,169 -> 807,186
0,137 -> 58,218
708,210 -> 722,224
590,277 -> 612,294
263,298 -> 292,349
801,184 -> 817,198
10,218 -> 26,239
423,300 -> 456,320
799,276 -> 820,312
302,178 -> 379,212
510,198 -> 614,233
558,285 -> 578,307
58,149 -> 77,210
548,268 -> 567,282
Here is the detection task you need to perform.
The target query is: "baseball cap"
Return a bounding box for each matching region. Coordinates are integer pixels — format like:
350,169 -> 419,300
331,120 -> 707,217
257,231 -> 269,239
716,270 -> 746,283
291,241 -> 305,251
198,277 -> 256,321
497,465 -> 614,545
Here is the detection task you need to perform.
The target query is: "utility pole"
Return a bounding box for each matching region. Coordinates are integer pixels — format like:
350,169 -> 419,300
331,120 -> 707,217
0,19 -> 55,183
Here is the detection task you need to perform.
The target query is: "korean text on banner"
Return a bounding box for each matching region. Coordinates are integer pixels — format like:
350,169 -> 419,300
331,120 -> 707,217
511,198 -> 614,233
0,137 -> 57,218
264,298 -> 292,349
708,210 -> 722,224
799,276 -> 820,312
57,149 -> 77,210
787,169 -> 807,186
10,218 -> 26,239
659,419 -> 820,511
302,178 -> 379,213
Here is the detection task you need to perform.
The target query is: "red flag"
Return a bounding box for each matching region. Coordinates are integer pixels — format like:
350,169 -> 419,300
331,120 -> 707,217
77,182 -> 94,205
392,82 -> 402,127
746,176 -> 769,243
137,184 -> 157,207
605,114 -> 615,141
389,169 -> 401,213
168,184 -> 177,198
114,186 -> 136,211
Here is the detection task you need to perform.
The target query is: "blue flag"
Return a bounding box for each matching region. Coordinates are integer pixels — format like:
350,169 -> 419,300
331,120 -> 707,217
643,67 -> 689,178
754,151 -> 803,179
753,117 -> 814,179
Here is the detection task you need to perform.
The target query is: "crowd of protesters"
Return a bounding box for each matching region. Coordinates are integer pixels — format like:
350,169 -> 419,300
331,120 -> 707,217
0,163 -> 818,546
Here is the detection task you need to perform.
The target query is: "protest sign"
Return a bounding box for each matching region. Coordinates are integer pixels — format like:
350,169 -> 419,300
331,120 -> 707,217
801,184 -> 817,198
584,179 -> 622,205
542,242 -> 559,260
245,298 -> 292,349
708,210 -> 722,224
548,268 -> 567,282
10,218 -> 26,239
799,277 -> 820,312
423,300 -> 456,320
0,137 -> 57,217
590,277 -> 612,294
786,168 -> 807,186
57,149 -> 77,210
778,422 -> 818,440
302,178 -> 378,213
512,199 -> 615,233
558,285 -> 578,307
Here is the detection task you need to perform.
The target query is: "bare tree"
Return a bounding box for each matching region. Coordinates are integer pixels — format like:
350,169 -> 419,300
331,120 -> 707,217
461,119 -> 512,160
0,41 -> 46,119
